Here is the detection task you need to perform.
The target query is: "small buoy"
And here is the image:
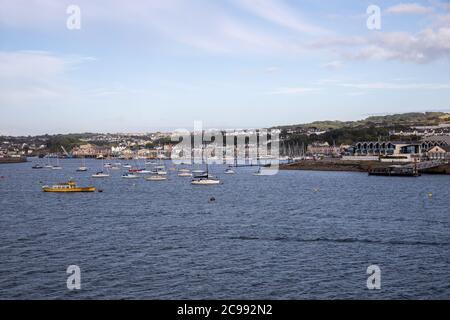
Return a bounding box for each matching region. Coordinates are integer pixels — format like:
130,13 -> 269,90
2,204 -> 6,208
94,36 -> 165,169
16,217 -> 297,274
209,196 -> 216,202
313,188 -> 320,192
98,189 -> 103,193
427,192 -> 433,198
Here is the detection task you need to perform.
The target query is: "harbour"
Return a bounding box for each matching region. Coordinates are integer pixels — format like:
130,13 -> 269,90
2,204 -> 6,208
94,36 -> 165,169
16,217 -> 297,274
1,158 -> 450,299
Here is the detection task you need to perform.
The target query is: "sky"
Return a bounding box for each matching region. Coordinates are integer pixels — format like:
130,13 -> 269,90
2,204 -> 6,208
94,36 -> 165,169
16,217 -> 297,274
0,0 -> 450,135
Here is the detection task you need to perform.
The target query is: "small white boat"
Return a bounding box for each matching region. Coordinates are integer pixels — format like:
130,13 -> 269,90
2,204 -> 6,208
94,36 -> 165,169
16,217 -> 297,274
77,157 -> 88,172
52,158 -> 62,170
122,173 -> 140,179
123,164 -> 132,168
191,178 -> 221,185
178,172 -> 192,177
114,162 -> 122,166
104,163 -> 112,168
253,167 -> 270,176
224,168 -> 235,174
110,166 -> 120,170
136,169 -> 152,174
92,171 -> 110,178
145,175 -> 167,181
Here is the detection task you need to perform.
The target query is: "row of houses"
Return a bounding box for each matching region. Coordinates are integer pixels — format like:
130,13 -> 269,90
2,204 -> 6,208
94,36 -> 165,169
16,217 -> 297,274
348,136 -> 450,161
71,143 -> 172,159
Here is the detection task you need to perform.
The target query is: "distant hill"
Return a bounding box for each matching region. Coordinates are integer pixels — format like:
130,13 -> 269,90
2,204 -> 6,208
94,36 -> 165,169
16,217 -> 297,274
275,112 -> 450,131
275,112 -> 450,146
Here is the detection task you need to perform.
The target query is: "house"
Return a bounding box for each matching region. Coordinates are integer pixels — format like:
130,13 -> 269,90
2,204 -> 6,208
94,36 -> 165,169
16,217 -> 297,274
307,142 -> 340,156
71,144 -> 111,158
427,145 -> 450,160
351,141 -> 421,162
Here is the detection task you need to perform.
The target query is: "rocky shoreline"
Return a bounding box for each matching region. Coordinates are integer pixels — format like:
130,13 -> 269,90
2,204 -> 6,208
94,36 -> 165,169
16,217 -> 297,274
279,160 -> 450,174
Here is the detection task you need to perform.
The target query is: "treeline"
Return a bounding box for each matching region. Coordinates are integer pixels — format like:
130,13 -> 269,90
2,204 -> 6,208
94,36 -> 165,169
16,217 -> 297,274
46,134 -> 86,153
276,112 -> 450,132
285,125 -> 421,146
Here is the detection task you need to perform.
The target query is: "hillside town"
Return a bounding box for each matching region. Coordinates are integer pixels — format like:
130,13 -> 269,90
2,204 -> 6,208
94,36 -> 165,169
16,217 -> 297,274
1,113 -> 450,164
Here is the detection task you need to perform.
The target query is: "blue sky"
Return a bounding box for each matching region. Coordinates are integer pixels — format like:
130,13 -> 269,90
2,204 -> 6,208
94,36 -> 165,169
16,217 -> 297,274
1,0 -> 450,135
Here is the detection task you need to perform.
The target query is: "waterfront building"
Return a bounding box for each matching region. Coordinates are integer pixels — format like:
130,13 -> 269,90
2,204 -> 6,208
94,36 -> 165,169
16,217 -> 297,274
350,141 -> 421,162
307,142 -> 340,156
427,145 -> 450,160
420,136 -> 450,151
71,144 -> 111,158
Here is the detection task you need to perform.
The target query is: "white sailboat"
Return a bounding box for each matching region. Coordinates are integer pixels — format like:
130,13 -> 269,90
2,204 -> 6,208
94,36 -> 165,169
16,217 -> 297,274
122,173 -> 140,179
178,169 -> 192,177
44,156 -> 53,168
92,159 -> 110,178
191,145 -> 221,185
224,166 -> 235,174
76,157 -> 88,172
52,157 -> 62,170
145,175 -> 167,181
92,171 -> 110,178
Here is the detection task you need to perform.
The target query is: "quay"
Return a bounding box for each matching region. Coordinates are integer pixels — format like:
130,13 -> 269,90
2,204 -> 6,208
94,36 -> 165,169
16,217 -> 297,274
0,156 -> 27,164
280,159 -> 450,175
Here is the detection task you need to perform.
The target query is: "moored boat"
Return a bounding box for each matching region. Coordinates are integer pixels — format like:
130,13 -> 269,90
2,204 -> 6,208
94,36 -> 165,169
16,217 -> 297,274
224,167 -> 235,174
178,172 -> 192,177
145,175 -> 167,181
191,178 -> 221,185
92,171 -> 110,178
42,180 -> 95,192
122,173 -> 140,179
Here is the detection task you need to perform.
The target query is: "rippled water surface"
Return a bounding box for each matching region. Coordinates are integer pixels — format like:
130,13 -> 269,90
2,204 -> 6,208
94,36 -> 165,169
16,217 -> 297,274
1,159 -> 450,299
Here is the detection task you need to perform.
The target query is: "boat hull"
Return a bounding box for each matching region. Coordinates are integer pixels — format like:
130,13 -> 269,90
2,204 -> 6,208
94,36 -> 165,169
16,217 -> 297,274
191,179 -> 221,185
42,187 -> 96,192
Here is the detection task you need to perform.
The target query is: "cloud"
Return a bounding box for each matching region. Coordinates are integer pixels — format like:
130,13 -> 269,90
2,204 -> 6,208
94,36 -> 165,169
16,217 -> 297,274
232,0 -> 327,35
0,51 -> 92,106
313,27 -> 450,63
434,13 -> 450,26
386,3 -> 434,14
0,0 -> 309,56
339,82 -> 450,90
265,67 -> 281,74
268,87 -> 319,95
322,61 -> 344,70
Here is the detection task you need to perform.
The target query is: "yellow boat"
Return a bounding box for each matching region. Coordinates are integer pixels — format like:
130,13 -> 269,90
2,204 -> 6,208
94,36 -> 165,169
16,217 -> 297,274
42,180 -> 96,193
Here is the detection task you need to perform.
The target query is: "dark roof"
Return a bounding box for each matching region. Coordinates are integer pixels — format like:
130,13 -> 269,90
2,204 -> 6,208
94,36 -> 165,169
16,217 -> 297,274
421,135 -> 450,145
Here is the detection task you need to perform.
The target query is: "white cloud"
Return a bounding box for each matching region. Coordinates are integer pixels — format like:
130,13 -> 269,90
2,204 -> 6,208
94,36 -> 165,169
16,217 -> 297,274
265,67 -> 281,74
386,3 -> 434,14
0,51 -> 92,106
268,87 -> 319,95
313,27 -> 450,63
322,61 -> 344,70
340,82 -> 450,90
233,0 -> 326,35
